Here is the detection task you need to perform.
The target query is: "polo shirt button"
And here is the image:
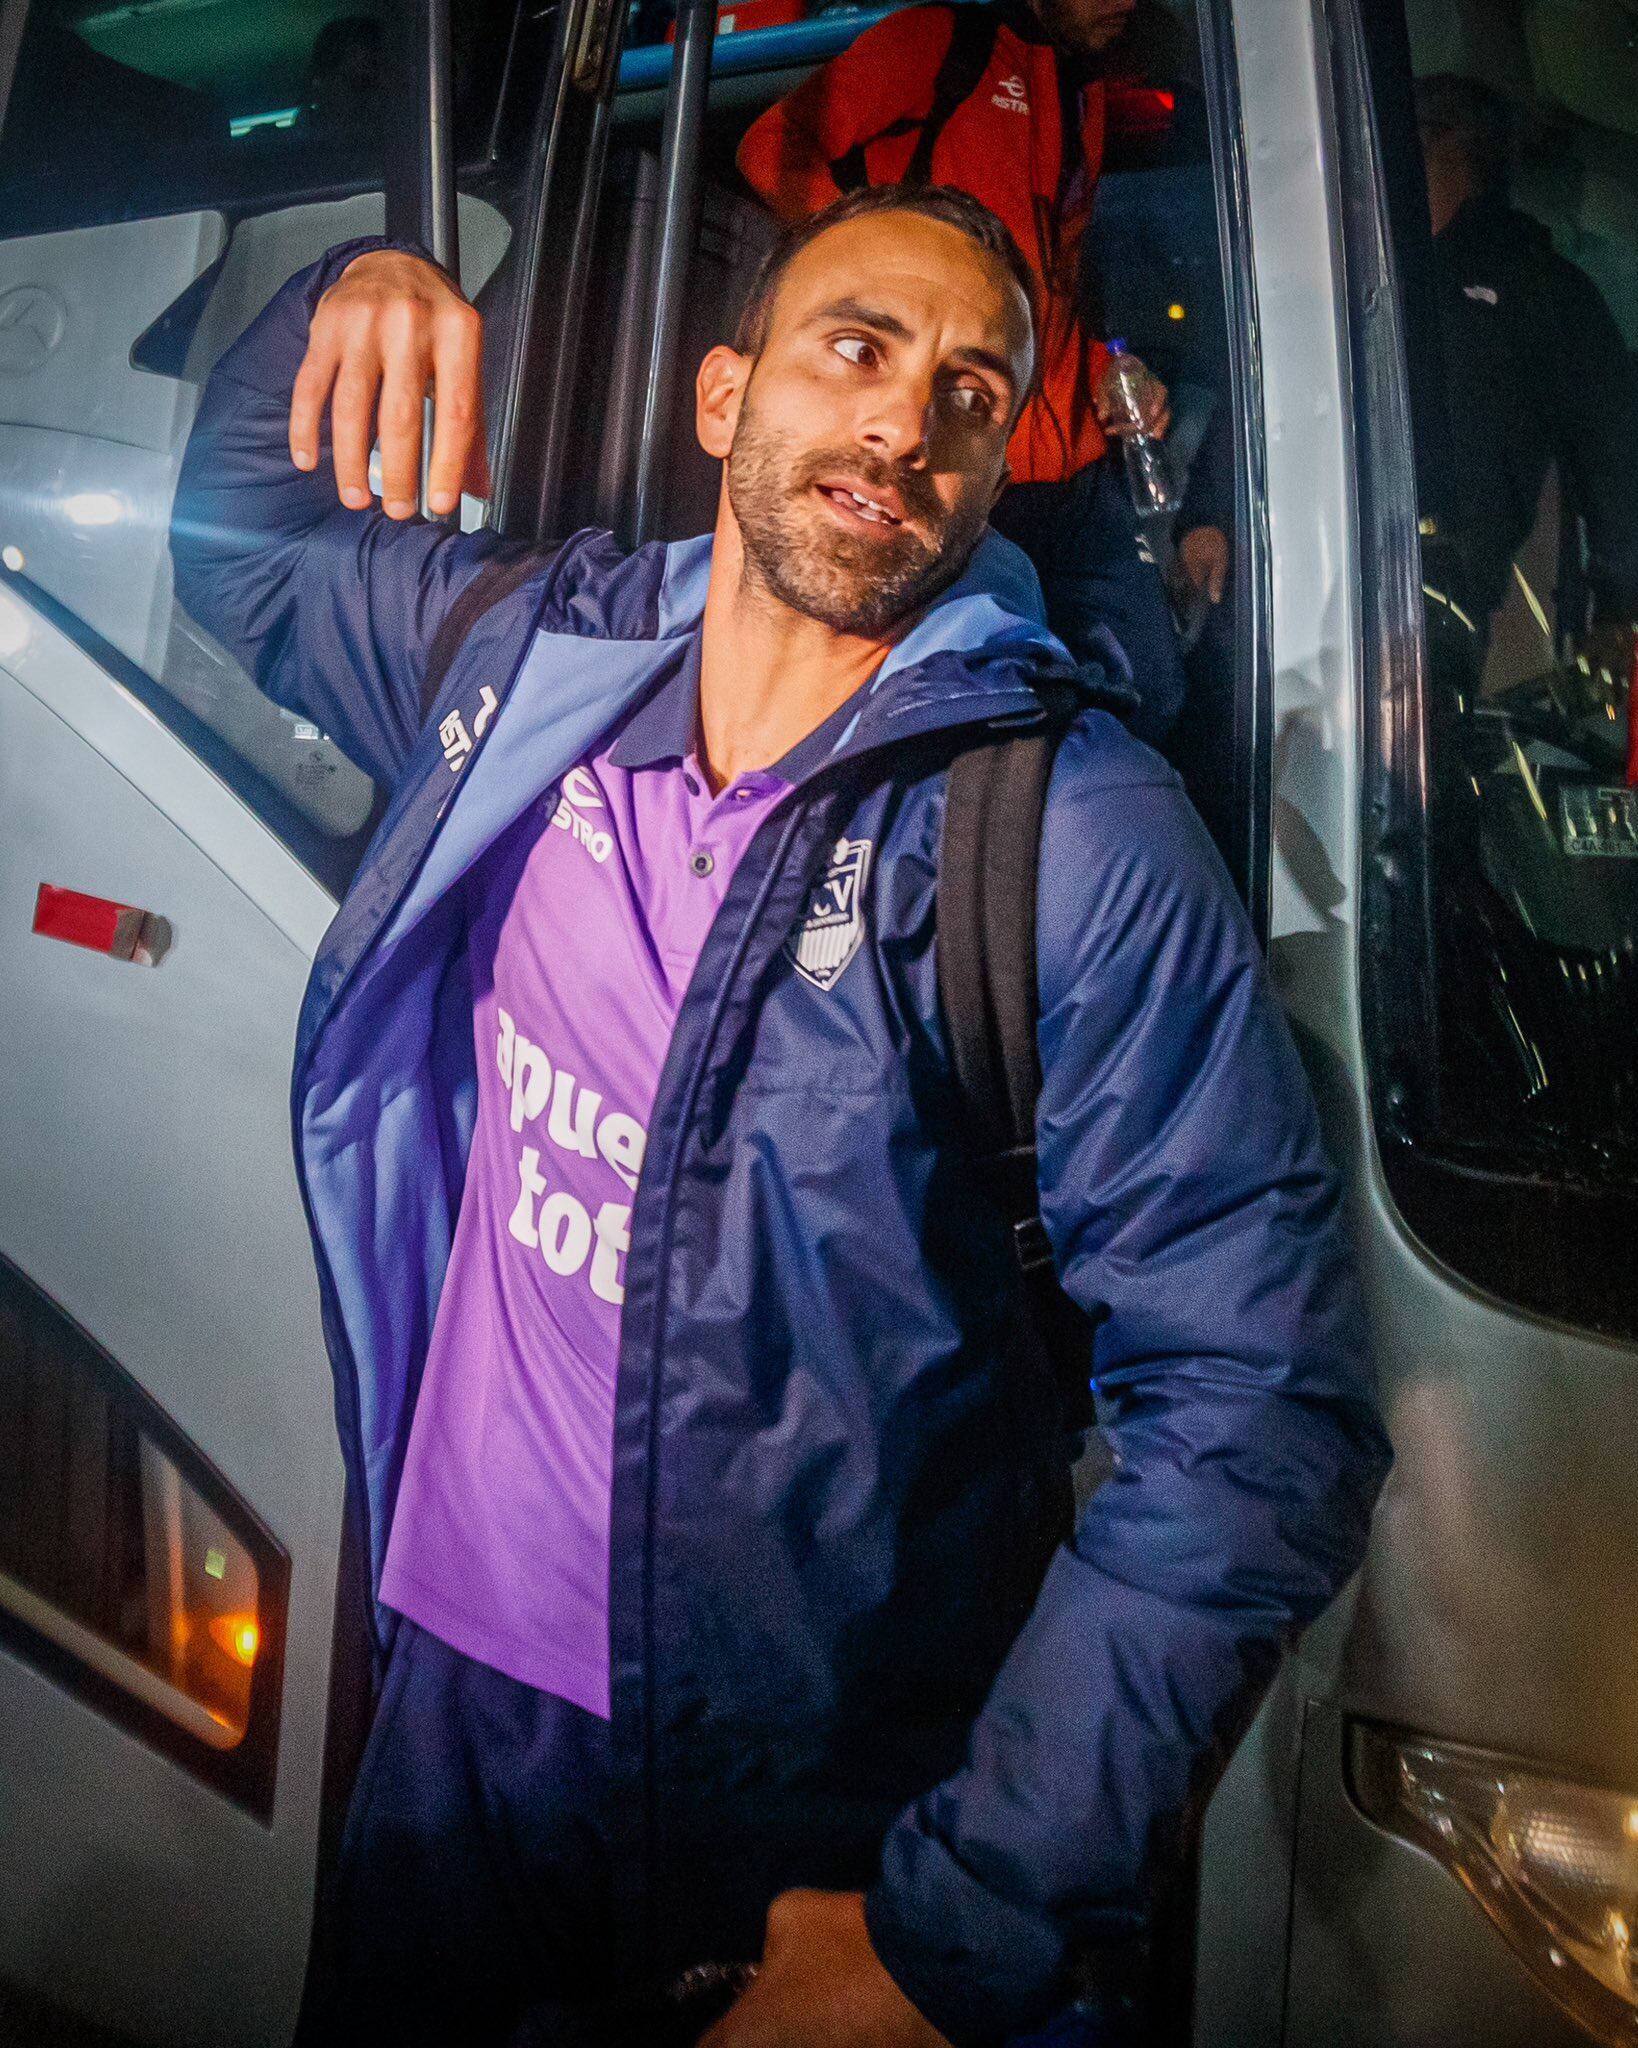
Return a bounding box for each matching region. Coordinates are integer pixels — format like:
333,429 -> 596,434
690,849 -> 715,877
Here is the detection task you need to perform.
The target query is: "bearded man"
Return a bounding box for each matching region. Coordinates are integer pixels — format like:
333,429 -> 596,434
170,185 -> 1388,2048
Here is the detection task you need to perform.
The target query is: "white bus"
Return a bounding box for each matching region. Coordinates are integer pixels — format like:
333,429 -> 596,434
0,0 -> 1633,2040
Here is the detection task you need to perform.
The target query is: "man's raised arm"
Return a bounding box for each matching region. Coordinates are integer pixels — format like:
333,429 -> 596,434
170,238 -> 504,788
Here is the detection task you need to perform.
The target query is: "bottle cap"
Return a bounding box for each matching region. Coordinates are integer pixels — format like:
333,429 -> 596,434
1108,337 -> 1128,355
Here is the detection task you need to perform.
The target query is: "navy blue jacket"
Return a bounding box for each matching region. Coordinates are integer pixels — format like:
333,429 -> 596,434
171,242 -> 1390,2046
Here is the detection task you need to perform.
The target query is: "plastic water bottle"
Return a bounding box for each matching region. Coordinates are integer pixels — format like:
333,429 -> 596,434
1099,339 -> 1174,518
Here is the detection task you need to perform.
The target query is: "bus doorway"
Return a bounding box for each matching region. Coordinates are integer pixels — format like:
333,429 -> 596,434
0,0 -> 1634,2042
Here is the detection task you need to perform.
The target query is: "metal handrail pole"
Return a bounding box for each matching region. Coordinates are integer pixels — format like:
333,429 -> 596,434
630,0 -> 717,546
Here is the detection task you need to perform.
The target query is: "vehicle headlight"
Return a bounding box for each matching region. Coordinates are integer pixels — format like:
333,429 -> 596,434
1351,1721 -> 1638,2044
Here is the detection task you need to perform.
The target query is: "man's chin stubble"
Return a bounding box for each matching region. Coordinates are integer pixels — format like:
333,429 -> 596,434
738,505 -> 977,639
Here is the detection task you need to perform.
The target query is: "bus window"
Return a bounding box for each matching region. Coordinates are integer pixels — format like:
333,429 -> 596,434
1353,0 -> 1638,1335
0,2 -> 520,892
560,0 -> 1265,903
0,1252 -> 289,1815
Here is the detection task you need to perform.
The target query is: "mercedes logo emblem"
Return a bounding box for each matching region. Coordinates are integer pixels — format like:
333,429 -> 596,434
0,285 -> 68,376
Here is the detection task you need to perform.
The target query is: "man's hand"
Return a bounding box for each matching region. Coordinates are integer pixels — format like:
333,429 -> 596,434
1095,358 -> 1171,441
1172,523 -> 1230,606
698,1890 -> 951,2048
289,248 -> 489,522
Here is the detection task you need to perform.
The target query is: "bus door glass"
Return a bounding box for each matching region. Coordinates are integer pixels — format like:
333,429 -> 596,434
1352,0 -> 1638,1339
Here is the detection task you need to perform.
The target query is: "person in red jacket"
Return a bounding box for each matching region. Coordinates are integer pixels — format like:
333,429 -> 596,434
740,0 -> 1137,483
738,0 -> 1191,739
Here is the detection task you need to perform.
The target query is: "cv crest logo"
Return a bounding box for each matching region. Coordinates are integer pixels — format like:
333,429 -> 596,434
786,837 -> 872,991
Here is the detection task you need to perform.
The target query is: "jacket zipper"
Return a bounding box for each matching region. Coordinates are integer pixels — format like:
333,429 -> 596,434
624,702 -> 1055,1944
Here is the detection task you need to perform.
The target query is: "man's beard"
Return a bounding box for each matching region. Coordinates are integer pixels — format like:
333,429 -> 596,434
725,398 -> 989,639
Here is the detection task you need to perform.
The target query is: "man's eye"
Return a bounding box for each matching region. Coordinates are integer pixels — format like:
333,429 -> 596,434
949,385 -> 996,420
833,335 -> 879,368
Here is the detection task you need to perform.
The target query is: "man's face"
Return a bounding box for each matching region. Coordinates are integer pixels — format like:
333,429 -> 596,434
1028,0 -> 1135,57
698,211 -> 1034,640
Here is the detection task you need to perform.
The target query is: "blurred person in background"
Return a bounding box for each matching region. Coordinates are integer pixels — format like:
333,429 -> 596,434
1416,72 -> 1638,645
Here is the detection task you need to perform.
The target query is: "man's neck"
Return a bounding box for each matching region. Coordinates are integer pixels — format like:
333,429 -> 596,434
695,518 -> 899,792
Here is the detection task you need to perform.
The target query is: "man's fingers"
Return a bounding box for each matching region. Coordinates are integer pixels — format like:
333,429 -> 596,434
289,340 -> 339,474
376,327 -> 429,519
427,305 -> 485,517
290,255 -> 482,515
329,353 -> 384,511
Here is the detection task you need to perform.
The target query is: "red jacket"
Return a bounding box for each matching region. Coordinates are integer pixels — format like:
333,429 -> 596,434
737,3 -> 1110,484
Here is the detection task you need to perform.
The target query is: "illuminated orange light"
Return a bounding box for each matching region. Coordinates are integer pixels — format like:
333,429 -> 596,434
208,1614 -> 260,1665
1167,302 -> 1186,321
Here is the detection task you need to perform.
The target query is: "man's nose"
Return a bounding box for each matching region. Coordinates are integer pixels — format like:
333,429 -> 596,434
857,379 -> 932,465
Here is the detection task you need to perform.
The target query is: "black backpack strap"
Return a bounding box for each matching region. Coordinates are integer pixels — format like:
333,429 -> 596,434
419,540 -> 546,726
906,5 -> 1001,182
938,688 -> 1104,1434
827,5 -> 1001,192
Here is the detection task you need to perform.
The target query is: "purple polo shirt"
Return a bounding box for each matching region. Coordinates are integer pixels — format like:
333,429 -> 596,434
379,641 -> 804,1715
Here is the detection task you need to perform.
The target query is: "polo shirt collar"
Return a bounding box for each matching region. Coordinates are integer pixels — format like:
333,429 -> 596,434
607,635 -> 700,770
605,630 -> 872,787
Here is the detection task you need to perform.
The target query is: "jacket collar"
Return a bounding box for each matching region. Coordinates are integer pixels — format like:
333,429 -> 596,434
355,526 -> 1078,969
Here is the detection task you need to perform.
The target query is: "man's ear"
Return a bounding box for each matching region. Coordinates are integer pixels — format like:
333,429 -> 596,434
697,345 -> 750,461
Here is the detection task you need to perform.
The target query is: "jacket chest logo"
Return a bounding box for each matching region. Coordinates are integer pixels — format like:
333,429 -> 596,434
785,837 -> 873,991
993,74 -> 1029,113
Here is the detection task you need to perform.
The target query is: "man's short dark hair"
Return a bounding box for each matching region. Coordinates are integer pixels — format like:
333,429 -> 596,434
1414,73 -> 1512,196
733,184 -> 1039,376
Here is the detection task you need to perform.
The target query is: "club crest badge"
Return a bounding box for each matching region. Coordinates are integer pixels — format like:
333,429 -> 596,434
785,836 -> 873,991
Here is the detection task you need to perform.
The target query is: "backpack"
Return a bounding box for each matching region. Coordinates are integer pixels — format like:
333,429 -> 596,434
827,4 -> 1003,193
419,559 -> 1101,1435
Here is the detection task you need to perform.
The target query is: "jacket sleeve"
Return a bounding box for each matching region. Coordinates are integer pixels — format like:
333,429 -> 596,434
735,6 -> 955,219
865,726 -> 1391,2046
169,236 -> 503,788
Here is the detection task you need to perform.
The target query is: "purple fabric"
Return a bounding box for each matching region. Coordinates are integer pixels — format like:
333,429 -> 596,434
380,673 -> 789,1715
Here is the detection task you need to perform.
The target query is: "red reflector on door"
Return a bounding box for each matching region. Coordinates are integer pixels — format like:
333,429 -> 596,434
33,884 -> 159,962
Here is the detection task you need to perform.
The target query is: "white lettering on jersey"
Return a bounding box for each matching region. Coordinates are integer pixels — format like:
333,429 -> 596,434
562,765 -> 604,809
993,74 -> 1029,113
552,765 -> 615,863
495,1011 -> 648,1303
548,1066 -> 601,1157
